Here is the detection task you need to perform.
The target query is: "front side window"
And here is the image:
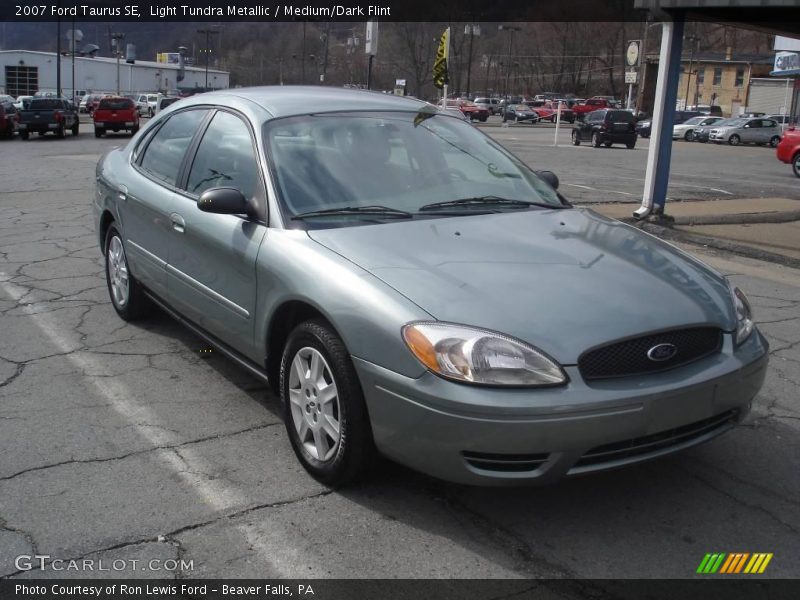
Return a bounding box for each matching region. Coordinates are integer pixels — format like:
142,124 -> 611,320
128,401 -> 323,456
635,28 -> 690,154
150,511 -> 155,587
139,109 -> 207,187
265,110 -> 565,229
186,111 -> 261,200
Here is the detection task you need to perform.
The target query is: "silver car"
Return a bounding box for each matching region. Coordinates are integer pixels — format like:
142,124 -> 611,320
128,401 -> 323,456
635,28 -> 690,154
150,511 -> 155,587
708,117 -> 783,147
672,116 -> 724,141
94,87 -> 768,486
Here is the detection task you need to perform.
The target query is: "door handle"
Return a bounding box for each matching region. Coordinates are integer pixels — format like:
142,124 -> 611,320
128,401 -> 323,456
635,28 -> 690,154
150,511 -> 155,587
117,185 -> 128,201
170,213 -> 186,234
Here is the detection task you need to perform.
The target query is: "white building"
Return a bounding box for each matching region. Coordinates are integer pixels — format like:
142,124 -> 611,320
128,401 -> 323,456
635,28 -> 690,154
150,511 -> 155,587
0,50 -> 229,101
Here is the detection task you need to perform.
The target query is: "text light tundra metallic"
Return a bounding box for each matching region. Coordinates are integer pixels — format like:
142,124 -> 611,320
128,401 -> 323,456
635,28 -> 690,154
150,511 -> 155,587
94,87 -> 768,486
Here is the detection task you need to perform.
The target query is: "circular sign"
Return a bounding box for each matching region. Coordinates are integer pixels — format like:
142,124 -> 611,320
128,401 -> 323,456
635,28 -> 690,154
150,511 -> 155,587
626,41 -> 640,67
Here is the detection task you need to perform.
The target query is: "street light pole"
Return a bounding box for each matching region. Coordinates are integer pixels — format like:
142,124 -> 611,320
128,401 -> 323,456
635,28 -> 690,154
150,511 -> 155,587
197,28 -> 220,90
498,25 -> 521,101
464,24 -> 479,99
684,34 -> 698,110
111,32 -> 125,96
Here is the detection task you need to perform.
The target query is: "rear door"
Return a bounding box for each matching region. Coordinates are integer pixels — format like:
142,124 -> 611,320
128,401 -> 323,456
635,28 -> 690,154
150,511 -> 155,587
167,108 -> 267,355
122,108 -> 210,298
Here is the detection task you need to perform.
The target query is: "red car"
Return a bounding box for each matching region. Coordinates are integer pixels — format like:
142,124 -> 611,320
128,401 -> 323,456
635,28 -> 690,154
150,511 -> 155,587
93,97 -> 140,137
776,125 -> 800,178
573,97 -> 616,119
440,99 -> 488,122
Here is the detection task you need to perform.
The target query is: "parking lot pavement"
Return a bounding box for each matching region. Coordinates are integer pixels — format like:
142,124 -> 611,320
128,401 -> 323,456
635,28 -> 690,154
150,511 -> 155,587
480,121 -> 800,205
0,130 -> 799,582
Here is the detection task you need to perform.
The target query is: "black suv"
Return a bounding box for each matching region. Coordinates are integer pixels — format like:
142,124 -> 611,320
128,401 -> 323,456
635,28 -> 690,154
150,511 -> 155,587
572,109 -> 636,149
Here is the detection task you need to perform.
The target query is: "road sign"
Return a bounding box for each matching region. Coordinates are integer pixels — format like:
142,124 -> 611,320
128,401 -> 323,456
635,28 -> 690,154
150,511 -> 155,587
625,71 -> 638,84
626,40 -> 641,68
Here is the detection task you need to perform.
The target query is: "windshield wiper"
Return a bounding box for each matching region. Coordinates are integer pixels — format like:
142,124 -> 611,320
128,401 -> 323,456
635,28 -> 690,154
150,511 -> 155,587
291,205 -> 414,221
419,196 -> 566,212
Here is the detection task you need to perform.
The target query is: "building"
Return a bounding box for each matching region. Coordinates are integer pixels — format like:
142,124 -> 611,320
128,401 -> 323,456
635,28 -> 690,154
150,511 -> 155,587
762,35 -> 800,119
0,50 -> 229,101
642,50 -> 773,117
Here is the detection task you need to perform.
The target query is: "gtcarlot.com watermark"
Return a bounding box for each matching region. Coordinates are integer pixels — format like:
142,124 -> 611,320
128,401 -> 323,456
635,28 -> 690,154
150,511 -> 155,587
14,554 -> 194,573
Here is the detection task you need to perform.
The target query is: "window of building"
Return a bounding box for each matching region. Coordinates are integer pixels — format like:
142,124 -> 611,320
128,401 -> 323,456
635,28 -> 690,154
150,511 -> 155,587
696,68 -> 705,85
4,66 -> 38,97
713,67 -> 722,86
735,67 -> 745,87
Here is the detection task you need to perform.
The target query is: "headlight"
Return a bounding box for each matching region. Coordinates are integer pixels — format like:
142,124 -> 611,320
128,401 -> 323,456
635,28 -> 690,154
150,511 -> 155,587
729,283 -> 754,345
402,322 -> 567,386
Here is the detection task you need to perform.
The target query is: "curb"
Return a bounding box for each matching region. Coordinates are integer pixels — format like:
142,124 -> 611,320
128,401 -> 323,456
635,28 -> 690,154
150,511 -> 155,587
631,221 -> 800,270
671,210 -> 800,226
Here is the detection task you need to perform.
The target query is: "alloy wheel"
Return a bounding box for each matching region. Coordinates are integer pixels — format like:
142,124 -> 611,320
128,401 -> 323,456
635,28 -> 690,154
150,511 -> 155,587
288,347 -> 341,462
107,236 -> 129,308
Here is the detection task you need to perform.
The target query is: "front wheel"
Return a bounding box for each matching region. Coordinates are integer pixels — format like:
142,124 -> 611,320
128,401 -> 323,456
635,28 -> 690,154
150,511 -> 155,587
592,132 -> 602,148
769,136 -> 781,148
72,122 -> 79,136
571,130 -> 580,146
56,124 -> 66,139
20,131 -> 29,140
626,141 -> 636,149
729,134 -> 741,146
280,320 -> 375,487
793,152 -> 800,178
685,130 -> 694,141
94,128 -> 104,138
104,226 -> 151,321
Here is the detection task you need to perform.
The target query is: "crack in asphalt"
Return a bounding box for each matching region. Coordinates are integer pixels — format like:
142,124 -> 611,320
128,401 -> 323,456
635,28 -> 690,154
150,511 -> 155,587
1,489 -> 334,580
0,422 -> 281,482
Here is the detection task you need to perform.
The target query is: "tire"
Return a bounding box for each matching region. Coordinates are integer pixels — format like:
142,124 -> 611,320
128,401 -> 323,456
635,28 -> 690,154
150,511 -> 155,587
571,130 -> 580,146
104,226 -> 151,321
685,130 -> 694,141
793,152 -> 800,178
280,319 -> 375,487
148,107 -> 154,118
131,126 -> 139,135
626,141 -> 636,149
592,132 -> 602,148
769,136 -> 781,148
480,116 -> 487,122
604,141 -> 612,148
56,124 -> 65,139
20,131 -> 29,140
71,122 -> 79,136
95,128 -> 104,138
728,134 -> 740,146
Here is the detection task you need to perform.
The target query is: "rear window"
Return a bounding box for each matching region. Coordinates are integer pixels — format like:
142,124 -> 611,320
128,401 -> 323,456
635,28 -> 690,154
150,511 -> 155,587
98,99 -> 134,110
607,111 -> 634,123
30,99 -> 64,110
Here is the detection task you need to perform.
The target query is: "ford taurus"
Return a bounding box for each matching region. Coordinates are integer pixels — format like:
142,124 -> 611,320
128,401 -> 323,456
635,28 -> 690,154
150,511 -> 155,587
94,87 -> 768,486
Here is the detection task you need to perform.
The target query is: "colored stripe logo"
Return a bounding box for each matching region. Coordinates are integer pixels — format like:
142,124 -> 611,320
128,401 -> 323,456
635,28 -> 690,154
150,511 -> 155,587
697,553 -> 773,574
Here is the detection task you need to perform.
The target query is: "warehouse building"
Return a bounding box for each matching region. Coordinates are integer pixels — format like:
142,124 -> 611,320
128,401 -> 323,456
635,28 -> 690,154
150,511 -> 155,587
0,50 -> 229,102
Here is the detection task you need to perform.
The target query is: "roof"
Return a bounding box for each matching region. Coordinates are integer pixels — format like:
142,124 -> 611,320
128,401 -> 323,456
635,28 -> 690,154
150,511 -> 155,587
0,50 -> 227,75
199,86 -> 430,119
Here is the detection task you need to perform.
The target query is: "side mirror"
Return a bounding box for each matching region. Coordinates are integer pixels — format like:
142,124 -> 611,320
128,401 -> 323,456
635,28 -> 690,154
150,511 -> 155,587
198,187 -> 251,216
536,170 -> 559,190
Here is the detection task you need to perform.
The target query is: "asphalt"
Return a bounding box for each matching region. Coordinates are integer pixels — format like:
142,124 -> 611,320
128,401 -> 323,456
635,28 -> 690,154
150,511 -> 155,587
0,124 -> 798,583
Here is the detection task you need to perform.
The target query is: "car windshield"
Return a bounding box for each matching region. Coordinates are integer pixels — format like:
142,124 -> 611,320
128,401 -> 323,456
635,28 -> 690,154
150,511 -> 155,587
512,104 -> 529,110
683,117 -> 705,125
265,110 -> 565,228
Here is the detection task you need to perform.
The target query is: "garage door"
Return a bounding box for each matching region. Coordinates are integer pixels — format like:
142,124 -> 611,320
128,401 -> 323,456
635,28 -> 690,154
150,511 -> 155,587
747,78 -> 793,114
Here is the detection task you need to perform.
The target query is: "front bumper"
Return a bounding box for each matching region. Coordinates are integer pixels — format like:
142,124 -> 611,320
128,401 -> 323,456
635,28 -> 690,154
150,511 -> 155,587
354,330 -> 768,485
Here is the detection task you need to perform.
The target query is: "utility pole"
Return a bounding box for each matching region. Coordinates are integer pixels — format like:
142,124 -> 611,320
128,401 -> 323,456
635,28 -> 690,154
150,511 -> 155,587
498,25 -> 521,101
197,27 -> 220,90
111,32 -> 125,96
464,24 -> 480,99
56,2 -> 62,97
684,33 -> 698,110
301,22 -> 307,84
321,23 -> 331,84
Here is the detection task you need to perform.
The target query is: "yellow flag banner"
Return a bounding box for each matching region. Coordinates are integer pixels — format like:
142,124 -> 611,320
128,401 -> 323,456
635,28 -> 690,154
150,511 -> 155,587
433,28 -> 449,90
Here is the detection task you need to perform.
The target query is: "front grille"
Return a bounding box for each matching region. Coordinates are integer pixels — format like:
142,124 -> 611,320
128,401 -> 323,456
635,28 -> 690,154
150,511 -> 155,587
578,327 -> 722,380
573,409 -> 739,469
462,451 -> 549,473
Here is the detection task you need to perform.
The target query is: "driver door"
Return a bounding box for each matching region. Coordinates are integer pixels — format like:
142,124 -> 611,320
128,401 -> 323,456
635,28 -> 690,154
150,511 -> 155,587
166,109 -> 267,357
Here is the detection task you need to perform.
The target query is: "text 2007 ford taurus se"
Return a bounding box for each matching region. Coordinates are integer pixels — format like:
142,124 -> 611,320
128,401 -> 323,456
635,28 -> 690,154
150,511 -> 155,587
94,87 -> 768,486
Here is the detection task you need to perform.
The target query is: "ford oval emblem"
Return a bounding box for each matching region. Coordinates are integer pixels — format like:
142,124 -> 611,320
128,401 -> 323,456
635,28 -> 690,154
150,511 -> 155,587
647,343 -> 677,362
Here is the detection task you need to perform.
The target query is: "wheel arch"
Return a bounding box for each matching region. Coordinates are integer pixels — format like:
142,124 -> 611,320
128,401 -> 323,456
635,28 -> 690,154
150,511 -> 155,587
99,210 -> 117,252
265,299 -> 342,394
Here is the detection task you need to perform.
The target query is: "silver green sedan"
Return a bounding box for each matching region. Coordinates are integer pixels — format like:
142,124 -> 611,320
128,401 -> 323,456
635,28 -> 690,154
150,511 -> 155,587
94,87 -> 768,486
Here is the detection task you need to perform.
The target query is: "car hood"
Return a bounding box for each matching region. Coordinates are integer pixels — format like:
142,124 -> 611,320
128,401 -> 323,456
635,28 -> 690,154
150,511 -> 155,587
308,209 -> 735,364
